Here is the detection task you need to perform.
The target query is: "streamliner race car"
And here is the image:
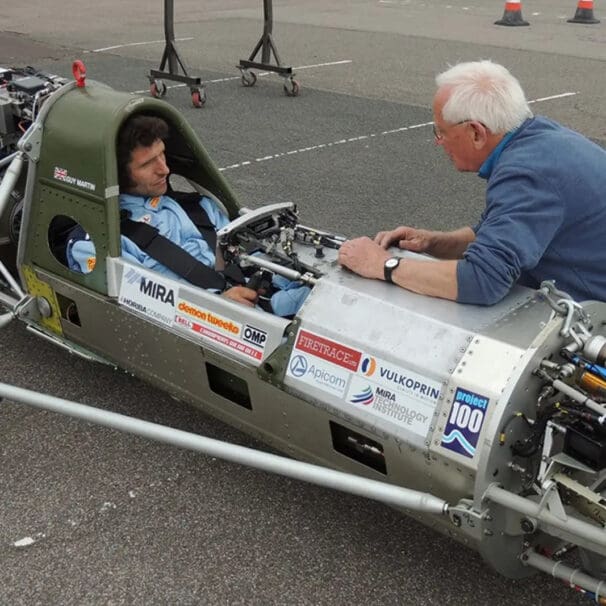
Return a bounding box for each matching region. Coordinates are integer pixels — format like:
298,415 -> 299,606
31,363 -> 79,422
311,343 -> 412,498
2,61 -> 606,602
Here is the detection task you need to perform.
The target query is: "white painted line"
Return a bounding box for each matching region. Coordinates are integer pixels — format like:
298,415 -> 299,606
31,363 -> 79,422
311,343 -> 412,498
89,37 -> 194,53
295,60 -> 352,70
528,92 -> 579,104
218,121 -> 432,172
217,92 -> 580,172
130,59 -> 352,94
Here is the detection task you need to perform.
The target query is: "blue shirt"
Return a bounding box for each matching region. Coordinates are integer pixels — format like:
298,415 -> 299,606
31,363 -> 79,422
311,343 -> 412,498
67,193 -> 310,317
456,116 -> 606,304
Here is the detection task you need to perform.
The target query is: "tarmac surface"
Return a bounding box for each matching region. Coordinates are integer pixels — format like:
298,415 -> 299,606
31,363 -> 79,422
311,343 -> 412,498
1,1 -> 605,604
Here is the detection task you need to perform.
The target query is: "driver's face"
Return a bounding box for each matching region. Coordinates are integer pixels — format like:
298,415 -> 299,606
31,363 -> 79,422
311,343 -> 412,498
126,139 -> 169,197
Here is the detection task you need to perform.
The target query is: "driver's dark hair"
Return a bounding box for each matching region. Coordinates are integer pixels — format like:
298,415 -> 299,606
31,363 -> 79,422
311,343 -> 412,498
117,114 -> 169,191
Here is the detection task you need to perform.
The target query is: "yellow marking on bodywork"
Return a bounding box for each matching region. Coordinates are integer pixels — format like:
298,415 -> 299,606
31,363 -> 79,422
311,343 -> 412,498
21,265 -> 63,335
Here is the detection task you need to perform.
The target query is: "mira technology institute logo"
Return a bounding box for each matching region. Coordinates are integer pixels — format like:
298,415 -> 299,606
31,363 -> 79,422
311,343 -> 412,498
349,385 -> 374,405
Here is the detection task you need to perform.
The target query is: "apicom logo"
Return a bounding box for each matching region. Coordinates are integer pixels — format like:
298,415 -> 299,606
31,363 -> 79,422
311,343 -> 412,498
349,385 -> 374,405
289,355 -> 308,378
359,355 -> 377,376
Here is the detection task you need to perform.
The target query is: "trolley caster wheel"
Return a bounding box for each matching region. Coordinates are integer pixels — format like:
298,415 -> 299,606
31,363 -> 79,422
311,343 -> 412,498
150,79 -> 167,98
283,78 -> 300,97
241,70 -> 257,87
191,88 -> 206,108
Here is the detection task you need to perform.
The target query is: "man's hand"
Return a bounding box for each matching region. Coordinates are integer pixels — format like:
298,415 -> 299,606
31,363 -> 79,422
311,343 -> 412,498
223,286 -> 258,307
338,237 -> 390,280
374,226 -> 433,253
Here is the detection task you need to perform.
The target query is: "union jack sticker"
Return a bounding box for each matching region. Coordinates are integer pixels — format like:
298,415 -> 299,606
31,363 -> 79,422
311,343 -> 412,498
54,166 -> 68,181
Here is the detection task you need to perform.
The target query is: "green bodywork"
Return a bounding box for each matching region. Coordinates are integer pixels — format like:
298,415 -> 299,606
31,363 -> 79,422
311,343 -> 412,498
21,81 -> 242,296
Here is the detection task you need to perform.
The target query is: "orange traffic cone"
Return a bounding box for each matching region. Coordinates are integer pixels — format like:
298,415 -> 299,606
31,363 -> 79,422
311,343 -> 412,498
495,1 -> 530,26
568,0 -> 600,23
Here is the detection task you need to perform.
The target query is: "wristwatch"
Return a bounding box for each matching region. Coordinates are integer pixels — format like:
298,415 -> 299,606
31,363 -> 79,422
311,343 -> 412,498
383,257 -> 401,283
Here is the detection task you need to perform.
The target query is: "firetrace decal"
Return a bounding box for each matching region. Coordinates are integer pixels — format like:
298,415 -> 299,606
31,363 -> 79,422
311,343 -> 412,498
294,330 -> 361,371
346,354 -> 442,437
286,330 -> 362,397
119,267 -> 176,327
175,299 -> 265,360
441,387 -> 489,458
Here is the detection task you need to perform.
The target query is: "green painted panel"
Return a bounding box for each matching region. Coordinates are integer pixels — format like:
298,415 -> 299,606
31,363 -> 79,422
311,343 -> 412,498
20,81 -> 243,296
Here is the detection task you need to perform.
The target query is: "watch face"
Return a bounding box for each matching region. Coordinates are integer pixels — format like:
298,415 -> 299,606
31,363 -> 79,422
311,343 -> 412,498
386,257 -> 399,269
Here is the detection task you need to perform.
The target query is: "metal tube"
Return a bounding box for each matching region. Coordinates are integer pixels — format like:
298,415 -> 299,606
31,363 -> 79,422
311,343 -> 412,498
553,378 -> 606,419
24,325 -> 112,365
0,290 -> 19,310
521,549 -> 606,600
0,261 -> 24,299
239,253 -> 318,285
0,151 -> 17,169
485,484 -> 606,553
0,382 -> 449,515
0,152 -> 24,219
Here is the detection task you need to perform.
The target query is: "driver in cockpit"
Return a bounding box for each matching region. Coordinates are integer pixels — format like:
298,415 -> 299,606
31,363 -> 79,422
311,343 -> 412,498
67,114 -> 310,318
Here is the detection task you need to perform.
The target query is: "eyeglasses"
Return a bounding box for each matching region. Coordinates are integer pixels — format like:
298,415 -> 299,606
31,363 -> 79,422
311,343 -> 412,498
432,119 -> 475,142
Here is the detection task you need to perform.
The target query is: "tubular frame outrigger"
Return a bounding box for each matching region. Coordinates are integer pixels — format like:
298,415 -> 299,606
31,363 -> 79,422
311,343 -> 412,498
148,0 -> 206,108
0,382 -> 448,516
238,0 -> 299,96
4,378 -> 606,601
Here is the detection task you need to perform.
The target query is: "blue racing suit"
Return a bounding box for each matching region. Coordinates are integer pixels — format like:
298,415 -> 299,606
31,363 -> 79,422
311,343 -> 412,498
67,193 -> 310,317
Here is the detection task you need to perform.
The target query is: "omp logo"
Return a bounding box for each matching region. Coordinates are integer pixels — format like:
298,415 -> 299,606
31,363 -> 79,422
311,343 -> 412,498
360,356 -> 377,376
243,325 -> 267,348
349,385 -> 374,405
140,277 -> 175,305
289,355 -> 308,378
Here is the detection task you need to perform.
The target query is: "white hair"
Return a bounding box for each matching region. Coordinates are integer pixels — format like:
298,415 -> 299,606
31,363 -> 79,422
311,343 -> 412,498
435,60 -> 532,134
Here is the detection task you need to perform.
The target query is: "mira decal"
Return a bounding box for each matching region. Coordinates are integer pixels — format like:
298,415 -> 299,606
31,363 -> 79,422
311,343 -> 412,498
119,267 -> 176,327
441,387 -> 489,458
346,375 -> 436,437
53,166 -> 96,192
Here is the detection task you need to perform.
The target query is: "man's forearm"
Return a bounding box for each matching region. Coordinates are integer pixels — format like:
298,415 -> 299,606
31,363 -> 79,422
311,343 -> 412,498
391,258 -> 458,301
427,227 -> 475,259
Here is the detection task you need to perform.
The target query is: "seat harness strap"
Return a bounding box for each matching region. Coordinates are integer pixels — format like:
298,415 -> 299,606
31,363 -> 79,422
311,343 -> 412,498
121,217 -> 227,291
170,192 -> 217,252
